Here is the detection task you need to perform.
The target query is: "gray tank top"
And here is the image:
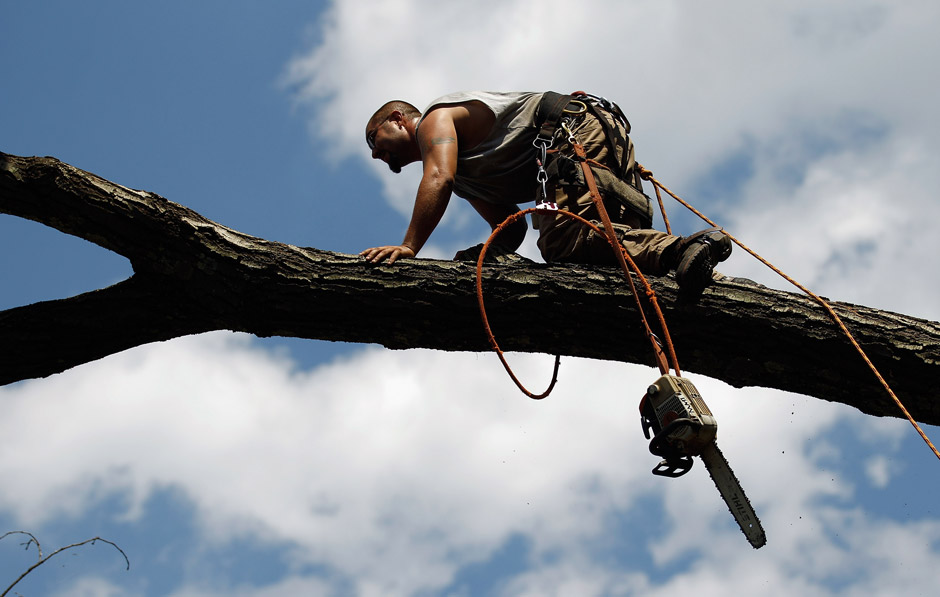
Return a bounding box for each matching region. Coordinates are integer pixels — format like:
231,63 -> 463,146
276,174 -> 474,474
417,91 -> 543,205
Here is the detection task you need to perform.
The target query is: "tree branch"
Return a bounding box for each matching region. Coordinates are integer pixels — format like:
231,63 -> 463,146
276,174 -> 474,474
3,151 -> 939,426
1,531 -> 129,597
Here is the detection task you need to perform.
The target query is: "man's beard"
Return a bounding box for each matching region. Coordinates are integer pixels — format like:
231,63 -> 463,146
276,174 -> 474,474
388,155 -> 402,174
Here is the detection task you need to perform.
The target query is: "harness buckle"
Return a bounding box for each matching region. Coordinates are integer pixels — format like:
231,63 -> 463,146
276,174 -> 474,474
532,135 -> 553,152
563,99 -> 587,116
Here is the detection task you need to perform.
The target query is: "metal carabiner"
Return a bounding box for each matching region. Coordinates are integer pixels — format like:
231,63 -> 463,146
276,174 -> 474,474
536,158 -> 549,200
561,120 -> 578,145
533,136 -> 553,200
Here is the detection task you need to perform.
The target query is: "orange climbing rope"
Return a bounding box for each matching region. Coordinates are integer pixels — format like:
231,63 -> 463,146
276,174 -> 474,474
475,207 -> 674,398
635,164 -> 940,462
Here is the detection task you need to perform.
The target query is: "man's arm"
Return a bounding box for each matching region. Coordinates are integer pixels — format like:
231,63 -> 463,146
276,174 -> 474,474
360,109 -> 459,264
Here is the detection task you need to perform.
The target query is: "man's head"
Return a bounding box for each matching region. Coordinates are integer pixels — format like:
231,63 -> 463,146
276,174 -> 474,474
366,100 -> 422,173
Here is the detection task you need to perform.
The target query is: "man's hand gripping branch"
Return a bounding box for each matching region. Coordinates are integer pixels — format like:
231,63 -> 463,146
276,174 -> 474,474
359,244 -> 416,265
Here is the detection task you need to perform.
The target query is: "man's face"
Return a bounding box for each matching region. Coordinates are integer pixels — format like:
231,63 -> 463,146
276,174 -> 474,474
367,117 -> 406,173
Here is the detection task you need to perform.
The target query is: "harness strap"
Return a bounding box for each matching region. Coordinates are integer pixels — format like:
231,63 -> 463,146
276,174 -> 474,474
534,92 -> 576,140
570,136 -> 678,376
571,92 -> 634,181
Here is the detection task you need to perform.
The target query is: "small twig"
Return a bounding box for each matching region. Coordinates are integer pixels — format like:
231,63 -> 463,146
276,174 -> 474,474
1,531 -> 129,597
0,532 -> 41,560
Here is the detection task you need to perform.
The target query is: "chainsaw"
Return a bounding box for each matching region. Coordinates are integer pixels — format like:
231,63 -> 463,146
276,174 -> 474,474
639,374 -> 766,549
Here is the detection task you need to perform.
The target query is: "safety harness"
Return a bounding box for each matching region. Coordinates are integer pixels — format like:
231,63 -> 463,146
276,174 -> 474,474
533,92 -> 653,227
474,92 -> 680,396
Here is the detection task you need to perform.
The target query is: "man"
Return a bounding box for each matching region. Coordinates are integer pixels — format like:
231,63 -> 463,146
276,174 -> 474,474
360,91 -> 730,294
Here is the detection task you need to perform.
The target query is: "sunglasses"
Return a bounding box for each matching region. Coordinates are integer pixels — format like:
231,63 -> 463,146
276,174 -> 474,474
366,123 -> 381,150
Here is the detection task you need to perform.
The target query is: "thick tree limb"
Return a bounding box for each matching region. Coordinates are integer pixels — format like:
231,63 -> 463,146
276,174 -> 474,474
2,151 -> 939,426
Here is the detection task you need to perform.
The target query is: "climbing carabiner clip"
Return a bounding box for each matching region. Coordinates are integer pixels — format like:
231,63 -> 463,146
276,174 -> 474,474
535,158 -> 550,200
561,120 -> 578,145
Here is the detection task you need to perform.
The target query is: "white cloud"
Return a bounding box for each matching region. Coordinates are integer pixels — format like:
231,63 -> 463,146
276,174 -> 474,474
1,339 -> 660,591
3,333 -> 938,595
723,133 -> 940,314
865,455 -> 892,488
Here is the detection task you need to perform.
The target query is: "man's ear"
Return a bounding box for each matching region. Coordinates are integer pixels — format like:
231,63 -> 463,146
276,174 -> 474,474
388,110 -> 404,125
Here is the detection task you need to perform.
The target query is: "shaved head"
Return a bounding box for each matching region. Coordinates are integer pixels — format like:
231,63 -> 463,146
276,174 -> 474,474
366,100 -> 421,133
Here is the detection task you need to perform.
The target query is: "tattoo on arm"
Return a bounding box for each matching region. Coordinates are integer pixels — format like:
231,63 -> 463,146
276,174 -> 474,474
429,136 -> 456,147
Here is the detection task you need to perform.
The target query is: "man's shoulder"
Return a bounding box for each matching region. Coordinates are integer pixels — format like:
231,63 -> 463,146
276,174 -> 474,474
417,100 -> 497,150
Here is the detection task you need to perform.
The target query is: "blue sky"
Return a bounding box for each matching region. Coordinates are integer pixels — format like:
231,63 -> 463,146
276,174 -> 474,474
3,1 -> 940,596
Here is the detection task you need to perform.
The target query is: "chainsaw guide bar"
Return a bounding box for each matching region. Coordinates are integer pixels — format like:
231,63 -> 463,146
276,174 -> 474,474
700,441 -> 766,548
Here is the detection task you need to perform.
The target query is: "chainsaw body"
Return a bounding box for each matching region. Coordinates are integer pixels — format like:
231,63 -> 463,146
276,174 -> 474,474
639,374 -> 717,477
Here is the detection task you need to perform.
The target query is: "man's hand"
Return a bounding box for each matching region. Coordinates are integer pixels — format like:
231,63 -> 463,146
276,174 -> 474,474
359,244 -> 416,264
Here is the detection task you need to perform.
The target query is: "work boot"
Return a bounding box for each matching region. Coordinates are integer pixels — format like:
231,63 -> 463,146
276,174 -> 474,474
673,228 -> 732,294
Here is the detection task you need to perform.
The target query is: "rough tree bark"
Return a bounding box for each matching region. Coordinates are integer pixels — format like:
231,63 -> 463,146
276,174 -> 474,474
2,151 -> 939,427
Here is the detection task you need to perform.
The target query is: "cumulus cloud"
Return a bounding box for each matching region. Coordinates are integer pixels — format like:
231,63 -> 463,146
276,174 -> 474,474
725,133 -> 940,313
3,333 -> 937,595
1,337 -> 660,592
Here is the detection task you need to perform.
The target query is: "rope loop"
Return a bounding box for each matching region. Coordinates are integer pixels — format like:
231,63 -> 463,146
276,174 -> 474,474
476,207 -> 677,399
475,209 -> 559,399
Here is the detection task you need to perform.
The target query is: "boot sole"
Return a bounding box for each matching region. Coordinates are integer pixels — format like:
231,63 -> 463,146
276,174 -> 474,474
676,243 -> 715,293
